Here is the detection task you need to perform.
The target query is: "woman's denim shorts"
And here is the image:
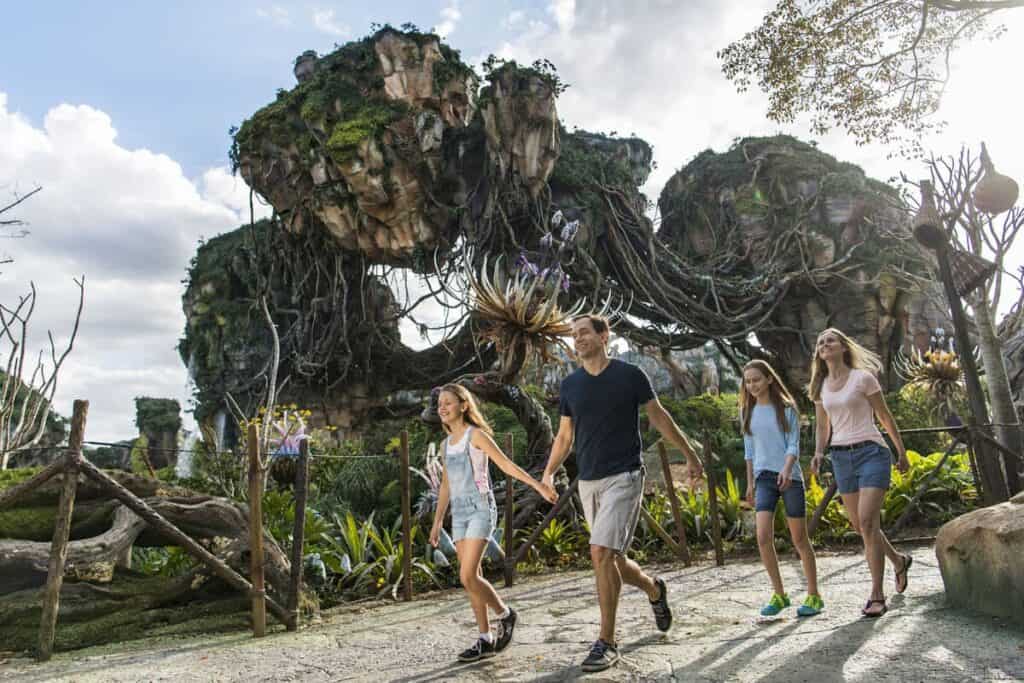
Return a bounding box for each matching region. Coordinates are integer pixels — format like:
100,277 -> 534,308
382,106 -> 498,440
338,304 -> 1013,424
829,441 -> 893,494
754,471 -> 806,518
450,493 -> 497,542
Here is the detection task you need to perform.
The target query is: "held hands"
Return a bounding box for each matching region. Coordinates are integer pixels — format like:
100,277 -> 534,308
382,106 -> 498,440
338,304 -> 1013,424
541,471 -> 555,493
534,480 -> 558,504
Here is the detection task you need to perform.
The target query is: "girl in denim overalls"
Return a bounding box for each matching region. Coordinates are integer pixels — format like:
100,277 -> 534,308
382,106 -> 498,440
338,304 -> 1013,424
429,384 -> 557,662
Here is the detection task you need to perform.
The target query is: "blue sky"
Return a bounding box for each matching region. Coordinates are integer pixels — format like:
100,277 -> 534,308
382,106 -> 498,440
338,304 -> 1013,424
2,2 -> 529,177
1,1 -> 1021,441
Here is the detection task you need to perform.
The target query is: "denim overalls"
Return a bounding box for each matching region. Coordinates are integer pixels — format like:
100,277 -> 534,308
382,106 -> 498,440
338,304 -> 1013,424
445,427 -> 497,542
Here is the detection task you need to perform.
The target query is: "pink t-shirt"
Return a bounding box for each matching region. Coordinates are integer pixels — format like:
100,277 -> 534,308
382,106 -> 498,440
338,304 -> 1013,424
817,369 -> 885,447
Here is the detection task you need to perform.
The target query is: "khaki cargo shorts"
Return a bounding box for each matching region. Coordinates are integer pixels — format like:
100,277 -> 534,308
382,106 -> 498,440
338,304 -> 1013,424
578,467 -> 645,553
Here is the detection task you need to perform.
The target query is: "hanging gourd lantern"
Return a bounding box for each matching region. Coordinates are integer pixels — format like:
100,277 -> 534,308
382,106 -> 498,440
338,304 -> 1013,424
912,180 -> 947,250
973,142 -> 1019,215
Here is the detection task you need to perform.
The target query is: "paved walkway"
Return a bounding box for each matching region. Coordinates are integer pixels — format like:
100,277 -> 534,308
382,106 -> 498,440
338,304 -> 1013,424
2,546 -> 1022,682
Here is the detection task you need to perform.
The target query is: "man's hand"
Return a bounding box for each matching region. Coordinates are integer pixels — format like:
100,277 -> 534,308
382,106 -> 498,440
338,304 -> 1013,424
535,481 -> 558,504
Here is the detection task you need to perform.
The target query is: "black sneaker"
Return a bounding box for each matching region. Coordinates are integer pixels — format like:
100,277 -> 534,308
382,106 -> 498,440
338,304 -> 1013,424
457,637 -> 497,662
495,608 -> 517,652
650,576 -> 672,632
580,639 -> 619,672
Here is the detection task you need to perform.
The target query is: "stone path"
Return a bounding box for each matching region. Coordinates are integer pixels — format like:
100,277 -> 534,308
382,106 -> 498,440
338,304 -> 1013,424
2,545 -> 1022,682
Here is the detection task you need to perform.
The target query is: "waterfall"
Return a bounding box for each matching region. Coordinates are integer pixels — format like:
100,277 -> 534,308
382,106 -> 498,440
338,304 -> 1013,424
175,430 -> 199,478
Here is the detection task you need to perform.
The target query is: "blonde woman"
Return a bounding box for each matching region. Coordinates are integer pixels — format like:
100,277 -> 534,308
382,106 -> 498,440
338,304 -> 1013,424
429,384 -> 557,662
740,360 -> 823,618
808,329 -> 912,618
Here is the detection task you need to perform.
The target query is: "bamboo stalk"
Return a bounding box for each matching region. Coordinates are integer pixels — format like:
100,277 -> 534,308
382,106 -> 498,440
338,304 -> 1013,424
658,442 -> 690,566
286,438 -> 310,630
639,506 -> 681,556
808,480 -> 837,537
248,424 -> 266,637
400,430 -> 413,602
37,399 -> 87,661
703,435 -> 724,567
503,433 -> 515,587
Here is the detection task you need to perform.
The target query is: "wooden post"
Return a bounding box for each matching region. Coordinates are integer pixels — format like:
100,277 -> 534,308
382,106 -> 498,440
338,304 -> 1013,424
247,423 -> 266,638
286,438 -> 310,631
658,442 -> 691,566
514,477 -> 580,566
37,399 -> 88,662
703,435 -> 724,567
399,430 -> 413,602
808,480 -> 837,537
76,457 -> 290,624
503,433 -> 515,587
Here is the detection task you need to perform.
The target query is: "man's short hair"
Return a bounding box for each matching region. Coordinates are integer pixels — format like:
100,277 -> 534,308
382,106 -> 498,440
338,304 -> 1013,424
573,314 -> 610,335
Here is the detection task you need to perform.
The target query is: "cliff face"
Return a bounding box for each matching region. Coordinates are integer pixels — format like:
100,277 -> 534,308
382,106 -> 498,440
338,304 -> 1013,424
657,136 -> 936,389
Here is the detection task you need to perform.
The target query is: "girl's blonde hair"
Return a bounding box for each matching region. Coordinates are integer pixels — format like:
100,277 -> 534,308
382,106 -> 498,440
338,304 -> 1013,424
438,384 -> 493,435
806,327 -> 883,401
740,360 -> 798,435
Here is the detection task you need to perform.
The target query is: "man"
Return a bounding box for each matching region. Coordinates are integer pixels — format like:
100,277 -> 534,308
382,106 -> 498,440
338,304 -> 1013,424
542,314 -> 704,672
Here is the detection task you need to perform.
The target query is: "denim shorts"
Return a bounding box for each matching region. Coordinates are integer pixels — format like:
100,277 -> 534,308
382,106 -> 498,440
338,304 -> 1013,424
450,493 -> 497,542
754,471 -> 806,518
829,442 -> 892,494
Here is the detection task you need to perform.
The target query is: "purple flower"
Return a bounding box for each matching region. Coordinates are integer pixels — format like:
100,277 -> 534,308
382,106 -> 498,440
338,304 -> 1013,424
473,375 -> 487,385
561,272 -> 571,292
561,220 -> 579,242
551,210 -> 564,228
540,232 -> 554,249
516,252 -> 539,277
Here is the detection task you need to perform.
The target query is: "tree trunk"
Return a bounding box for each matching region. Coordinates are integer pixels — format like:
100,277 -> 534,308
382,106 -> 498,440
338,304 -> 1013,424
973,297 -> 1023,494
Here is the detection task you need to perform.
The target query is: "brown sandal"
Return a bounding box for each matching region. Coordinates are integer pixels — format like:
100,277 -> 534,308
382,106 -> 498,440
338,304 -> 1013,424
862,599 -> 887,618
894,554 -> 913,594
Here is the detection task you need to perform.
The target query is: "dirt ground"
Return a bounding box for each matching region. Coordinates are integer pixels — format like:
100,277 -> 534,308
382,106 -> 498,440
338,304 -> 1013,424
2,544 -> 1022,682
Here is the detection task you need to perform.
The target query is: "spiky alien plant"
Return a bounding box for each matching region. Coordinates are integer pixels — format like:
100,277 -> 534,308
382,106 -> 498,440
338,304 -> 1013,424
895,347 -> 966,419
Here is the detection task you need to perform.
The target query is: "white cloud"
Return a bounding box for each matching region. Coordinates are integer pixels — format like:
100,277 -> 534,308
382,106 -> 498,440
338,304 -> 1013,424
0,93 -> 261,441
312,9 -> 350,38
256,5 -> 291,27
503,10 -> 526,29
547,0 -> 575,34
436,1 -> 462,38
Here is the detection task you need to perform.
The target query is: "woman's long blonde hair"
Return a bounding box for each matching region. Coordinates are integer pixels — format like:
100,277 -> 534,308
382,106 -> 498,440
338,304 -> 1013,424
807,327 -> 883,401
740,360 -> 798,435
438,384 -> 493,435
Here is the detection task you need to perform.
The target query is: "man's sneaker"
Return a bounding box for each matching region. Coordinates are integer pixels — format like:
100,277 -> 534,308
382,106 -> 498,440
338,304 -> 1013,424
759,593 -> 791,617
580,639 -> 619,673
796,594 -> 824,617
650,577 -> 672,631
457,637 -> 496,662
495,608 -> 517,651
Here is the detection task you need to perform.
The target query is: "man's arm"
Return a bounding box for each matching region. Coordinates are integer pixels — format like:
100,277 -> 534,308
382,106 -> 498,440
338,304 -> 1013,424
541,416 -> 574,490
644,397 -> 704,480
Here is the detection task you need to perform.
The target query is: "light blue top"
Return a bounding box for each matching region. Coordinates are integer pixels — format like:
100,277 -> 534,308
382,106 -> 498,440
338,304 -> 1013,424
743,404 -> 802,481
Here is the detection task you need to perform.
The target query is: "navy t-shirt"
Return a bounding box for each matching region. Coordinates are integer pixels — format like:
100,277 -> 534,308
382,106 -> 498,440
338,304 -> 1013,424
559,359 -> 657,481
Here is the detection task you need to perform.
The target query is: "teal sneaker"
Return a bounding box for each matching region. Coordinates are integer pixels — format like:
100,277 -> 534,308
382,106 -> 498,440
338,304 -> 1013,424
796,594 -> 824,617
759,593 -> 791,616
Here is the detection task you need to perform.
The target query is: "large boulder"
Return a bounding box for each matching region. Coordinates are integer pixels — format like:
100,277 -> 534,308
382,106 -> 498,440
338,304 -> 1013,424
934,490 -> 1024,624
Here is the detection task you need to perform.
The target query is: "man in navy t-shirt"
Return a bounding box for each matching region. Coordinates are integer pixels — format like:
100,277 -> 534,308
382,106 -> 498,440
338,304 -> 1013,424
542,314 -> 704,673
